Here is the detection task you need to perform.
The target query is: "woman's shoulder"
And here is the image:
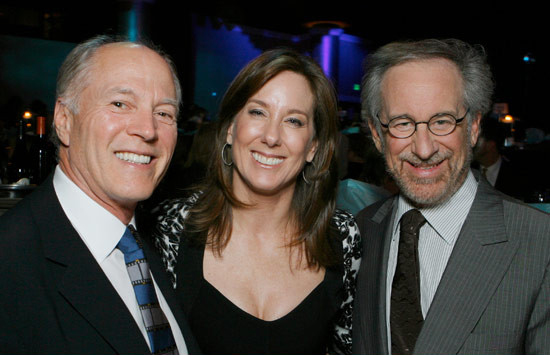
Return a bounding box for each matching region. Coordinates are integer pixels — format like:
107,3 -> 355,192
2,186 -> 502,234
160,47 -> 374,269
332,208 -> 356,226
332,209 -> 361,248
153,192 -> 202,287
330,209 -> 362,355
155,192 -> 201,225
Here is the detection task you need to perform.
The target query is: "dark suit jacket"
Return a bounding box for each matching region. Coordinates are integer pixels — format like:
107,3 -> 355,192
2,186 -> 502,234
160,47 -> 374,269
493,158 -> 528,201
0,176 -> 201,355
352,175 -> 550,354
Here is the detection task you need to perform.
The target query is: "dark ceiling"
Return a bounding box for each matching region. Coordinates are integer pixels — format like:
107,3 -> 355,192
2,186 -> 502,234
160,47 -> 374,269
1,1 -> 545,47
1,0 -> 548,129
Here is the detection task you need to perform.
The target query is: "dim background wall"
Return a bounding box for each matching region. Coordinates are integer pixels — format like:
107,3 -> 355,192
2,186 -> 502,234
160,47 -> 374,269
1,35 -> 74,119
1,16 -> 367,124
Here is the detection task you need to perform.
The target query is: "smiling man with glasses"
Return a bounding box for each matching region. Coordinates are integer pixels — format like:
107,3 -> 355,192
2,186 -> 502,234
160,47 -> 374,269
352,38 -> 550,355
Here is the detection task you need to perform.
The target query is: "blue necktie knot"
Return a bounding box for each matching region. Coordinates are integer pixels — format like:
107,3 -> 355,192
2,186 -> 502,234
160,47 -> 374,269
118,226 -> 145,262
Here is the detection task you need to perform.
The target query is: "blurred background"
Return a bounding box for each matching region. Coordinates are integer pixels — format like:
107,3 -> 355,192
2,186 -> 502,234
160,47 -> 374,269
1,0 -> 548,207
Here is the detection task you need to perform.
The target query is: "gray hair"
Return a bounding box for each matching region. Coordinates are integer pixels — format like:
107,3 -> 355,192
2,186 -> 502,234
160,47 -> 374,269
52,34 -> 182,147
361,38 -> 494,139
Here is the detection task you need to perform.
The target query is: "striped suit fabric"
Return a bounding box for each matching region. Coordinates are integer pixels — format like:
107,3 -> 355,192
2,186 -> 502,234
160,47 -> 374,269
352,174 -> 550,355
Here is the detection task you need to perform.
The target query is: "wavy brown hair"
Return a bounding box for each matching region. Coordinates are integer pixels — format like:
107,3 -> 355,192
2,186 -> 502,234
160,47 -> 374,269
184,48 -> 341,267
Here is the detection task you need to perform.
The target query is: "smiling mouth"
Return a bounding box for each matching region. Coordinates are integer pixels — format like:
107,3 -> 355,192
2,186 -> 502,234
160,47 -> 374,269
115,152 -> 152,164
252,152 -> 283,166
409,161 -> 443,169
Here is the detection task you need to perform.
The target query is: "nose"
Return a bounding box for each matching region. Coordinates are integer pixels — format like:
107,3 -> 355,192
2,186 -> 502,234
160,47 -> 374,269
261,119 -> 282,147
127,110 -> 158,142
410,124 -> 438,160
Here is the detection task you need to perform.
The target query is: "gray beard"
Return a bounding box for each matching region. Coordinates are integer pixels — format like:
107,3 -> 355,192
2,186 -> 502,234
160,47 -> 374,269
388,147 -> 473,208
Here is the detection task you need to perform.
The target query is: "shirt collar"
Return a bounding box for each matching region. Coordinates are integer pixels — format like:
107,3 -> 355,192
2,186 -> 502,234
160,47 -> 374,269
395,170 -> 478,244
53,166 -> 134,262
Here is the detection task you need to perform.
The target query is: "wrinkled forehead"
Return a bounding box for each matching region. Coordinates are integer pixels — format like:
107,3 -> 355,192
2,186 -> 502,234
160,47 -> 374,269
381,58 -> 464,115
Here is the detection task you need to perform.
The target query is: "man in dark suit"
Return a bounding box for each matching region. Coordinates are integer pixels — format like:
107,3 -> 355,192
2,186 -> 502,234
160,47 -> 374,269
0,35 -> 200,354
473,118 -> 527,201
352,38 -> 550,355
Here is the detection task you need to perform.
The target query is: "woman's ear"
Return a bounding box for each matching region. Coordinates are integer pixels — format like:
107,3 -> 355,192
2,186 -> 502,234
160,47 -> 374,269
306,139 -> 318,163
226,122 -> 234,145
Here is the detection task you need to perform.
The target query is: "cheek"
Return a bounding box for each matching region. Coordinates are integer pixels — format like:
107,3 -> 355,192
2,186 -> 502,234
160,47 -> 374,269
448,132 -> 471,159
79,110 -> 118,144
386,140 -> 409,164
233,120 -> 261,146
161,127 -> 178,152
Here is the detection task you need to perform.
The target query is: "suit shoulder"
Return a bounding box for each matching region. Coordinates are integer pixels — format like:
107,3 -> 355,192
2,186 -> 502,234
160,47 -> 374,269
0,182 -> 60,253
0,193 -> 40,237
503,196 -> 550,218
502,198 -> 550,229
356,195 -> 394,221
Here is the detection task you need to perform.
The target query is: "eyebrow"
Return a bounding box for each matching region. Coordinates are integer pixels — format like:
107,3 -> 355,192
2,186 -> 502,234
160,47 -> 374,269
159,98 -> 178,108
107,87 -> 178,108
107,87 -> 136,97
248,99 -> 311,117
388,109 -> 461,121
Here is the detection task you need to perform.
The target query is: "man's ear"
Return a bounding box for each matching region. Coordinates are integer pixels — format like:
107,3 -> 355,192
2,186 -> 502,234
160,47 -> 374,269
54,100 -> 72,147
470,112 -> 482,147
368,120 -> 383,153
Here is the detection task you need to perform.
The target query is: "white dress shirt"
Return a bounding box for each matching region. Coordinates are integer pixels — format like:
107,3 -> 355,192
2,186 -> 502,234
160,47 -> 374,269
53,166 -> 188,354
386,171 -> 478,351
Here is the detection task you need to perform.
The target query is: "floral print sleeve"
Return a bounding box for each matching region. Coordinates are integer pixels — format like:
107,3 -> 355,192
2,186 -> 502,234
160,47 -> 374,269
331,209 -> 362,355
153,194 -> 200,288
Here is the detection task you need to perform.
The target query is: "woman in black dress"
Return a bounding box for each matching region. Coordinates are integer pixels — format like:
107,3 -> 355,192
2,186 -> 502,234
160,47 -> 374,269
154,48 -> 361,355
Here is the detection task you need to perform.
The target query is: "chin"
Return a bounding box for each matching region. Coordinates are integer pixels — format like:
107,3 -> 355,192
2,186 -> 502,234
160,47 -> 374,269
404,190 -> 450,207
398,178 -> 452,207
115,185 -> 154,203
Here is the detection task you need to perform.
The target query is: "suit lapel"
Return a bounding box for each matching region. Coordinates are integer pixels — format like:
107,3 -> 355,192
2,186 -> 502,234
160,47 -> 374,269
414,179 -> 520,354
354,197 -> 396,355
36,180 -> 149,354
373,197 -> 397,355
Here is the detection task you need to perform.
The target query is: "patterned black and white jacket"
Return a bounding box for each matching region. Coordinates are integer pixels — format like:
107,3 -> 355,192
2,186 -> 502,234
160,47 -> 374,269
153,194 -> 362,355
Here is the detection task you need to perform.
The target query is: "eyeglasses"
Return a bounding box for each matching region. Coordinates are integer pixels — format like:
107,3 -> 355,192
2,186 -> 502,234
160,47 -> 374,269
377,108 -> 470,139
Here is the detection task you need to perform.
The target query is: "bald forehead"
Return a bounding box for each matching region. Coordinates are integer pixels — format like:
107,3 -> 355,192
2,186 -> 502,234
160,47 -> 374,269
93,42 -> 162,63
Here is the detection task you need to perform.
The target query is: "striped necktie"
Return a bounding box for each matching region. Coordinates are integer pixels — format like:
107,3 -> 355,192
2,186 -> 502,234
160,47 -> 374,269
118,225 -> 179,355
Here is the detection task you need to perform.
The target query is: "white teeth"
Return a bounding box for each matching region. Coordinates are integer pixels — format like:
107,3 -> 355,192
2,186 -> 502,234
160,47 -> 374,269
252,152 -> 283,166
116,152 -> 152,164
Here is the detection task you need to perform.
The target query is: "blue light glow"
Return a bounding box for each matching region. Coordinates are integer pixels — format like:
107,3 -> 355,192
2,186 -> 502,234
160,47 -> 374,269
127,9 -> 138,42
321,35 -> 332,76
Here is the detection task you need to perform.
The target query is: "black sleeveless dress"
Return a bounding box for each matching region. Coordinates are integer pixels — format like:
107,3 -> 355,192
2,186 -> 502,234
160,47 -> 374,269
175,238 -> 342,355
153,195 -> 361,354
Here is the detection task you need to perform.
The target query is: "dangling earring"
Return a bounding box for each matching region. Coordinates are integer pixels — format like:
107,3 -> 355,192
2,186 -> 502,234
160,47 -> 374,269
302,161 -> 315,185
302,170 -> 310,185
222,143 -> 233,166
